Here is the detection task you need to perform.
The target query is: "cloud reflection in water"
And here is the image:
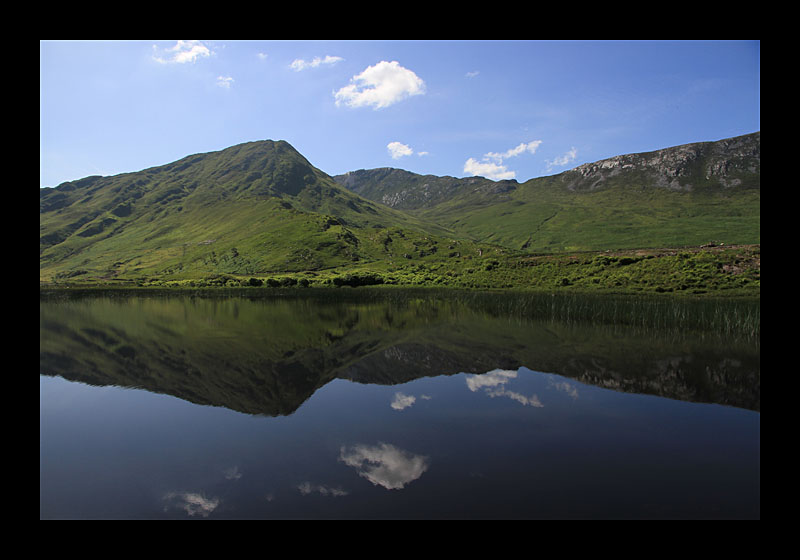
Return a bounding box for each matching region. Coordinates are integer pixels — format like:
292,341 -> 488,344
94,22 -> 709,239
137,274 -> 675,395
466,369 -> 544,407
391,392 -> 416,410
163,491 -> 220,517
390,391 -> 431,411
297,482 -> 349,497
339,442 -> 429,490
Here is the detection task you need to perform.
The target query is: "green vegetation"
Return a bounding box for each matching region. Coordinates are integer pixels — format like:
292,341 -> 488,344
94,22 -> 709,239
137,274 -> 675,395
337,133 -> 761,253
46,244 -> 760,298
40,140 -> 463,283
40,289 -> 760,417
415,179 -> 760,252
40,134 -> 760,297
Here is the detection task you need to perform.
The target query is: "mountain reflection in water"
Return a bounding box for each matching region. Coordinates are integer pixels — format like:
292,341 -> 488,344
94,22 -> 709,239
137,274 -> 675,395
40,290 -> 760,414
40,290 -> 760,519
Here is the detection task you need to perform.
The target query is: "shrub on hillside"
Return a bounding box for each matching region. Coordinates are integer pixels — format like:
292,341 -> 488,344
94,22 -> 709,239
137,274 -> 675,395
332,272 -> 384,287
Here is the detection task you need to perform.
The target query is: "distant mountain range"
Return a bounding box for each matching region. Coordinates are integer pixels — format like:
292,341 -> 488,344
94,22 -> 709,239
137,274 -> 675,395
334,131 -> 760,251
40,132 -> 759,284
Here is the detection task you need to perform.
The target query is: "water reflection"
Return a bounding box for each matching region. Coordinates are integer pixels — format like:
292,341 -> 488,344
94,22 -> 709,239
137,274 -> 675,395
391,391 -> 431,411
466,369 -> 545,407
40,291 -> 760,519
163,492 -> 220,518
297,482 -> 349,497
339,443 -> 430,490
223,466 -> 242,481
39,291 -> 760,414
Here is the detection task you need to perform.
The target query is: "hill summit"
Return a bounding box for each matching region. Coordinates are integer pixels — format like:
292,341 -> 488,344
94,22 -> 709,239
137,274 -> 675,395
40,139 -> 476,283
40,133 -> 760,291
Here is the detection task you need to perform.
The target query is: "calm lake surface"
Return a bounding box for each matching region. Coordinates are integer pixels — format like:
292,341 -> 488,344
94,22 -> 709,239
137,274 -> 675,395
40,289 -> 760,519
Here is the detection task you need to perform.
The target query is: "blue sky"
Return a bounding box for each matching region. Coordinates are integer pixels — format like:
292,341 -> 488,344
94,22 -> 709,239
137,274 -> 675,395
40,40 -> 759,188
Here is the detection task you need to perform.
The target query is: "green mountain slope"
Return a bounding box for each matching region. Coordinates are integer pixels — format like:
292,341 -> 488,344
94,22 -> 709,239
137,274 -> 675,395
40,140 -> 480,283
336,132 -> 760,252
40,133 -> 760,293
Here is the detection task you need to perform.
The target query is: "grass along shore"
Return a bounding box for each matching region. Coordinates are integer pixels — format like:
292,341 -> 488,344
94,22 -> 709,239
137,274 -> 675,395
43,243 -> 760,297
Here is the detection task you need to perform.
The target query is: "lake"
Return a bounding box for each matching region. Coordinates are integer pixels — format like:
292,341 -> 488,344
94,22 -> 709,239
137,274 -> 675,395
40,289 -> 760,519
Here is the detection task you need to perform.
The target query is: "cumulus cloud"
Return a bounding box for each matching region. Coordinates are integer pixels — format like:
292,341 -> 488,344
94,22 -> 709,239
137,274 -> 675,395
546,147 -> 578,170
463,158 -> 516,181
464,140 -> 543,181
334,61 -> 425,109
290,55 -> 343,71
387,142 -> 428,159
387,142 -> 413,159
153,40 -> 213,64
465,70 -> 480,78
339,442 -> 429,490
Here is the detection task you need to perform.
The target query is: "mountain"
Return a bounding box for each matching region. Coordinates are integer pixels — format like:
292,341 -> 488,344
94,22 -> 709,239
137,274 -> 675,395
335,132 -> 760,252
40,133 -> 760,289
334,167 -> 519,211
40,140 -> 481,283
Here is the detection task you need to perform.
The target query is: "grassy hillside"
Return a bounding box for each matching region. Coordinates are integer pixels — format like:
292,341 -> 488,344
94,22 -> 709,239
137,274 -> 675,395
338,132 -> 760,253
40,140 -> 483,283
417,176 -> 760,252
40,134 -> 760,295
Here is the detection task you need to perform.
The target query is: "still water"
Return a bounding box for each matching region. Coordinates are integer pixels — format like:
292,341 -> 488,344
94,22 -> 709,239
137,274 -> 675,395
40,290 -> 760,519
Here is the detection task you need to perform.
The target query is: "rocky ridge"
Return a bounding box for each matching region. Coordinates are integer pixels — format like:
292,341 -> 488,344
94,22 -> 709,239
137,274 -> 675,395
565,131 -> 760,192
335,168 -> 514,211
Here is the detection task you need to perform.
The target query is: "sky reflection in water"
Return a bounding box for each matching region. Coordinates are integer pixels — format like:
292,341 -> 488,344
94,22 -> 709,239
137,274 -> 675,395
40,294 -> 759,519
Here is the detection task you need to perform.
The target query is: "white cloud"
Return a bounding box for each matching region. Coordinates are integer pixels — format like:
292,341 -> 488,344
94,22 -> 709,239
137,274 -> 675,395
339,442 -> 429,490
257,52 -> 268,60
466,369 -> 518,392
387,142 -> 413,159
486,140 -> 542,162
163,491 -> 219,517
546,147 -> 578,170
334,61 -> 425,109
387,141 -> 428,160
290,55 -> 343,71
466,70 -> 480,78
464,140 -> 543,181
216,76 -> 234,89
466,369 -> 544,407
153,40 -> 213,64
463,158 -> 516,181
391,391 -> 416,410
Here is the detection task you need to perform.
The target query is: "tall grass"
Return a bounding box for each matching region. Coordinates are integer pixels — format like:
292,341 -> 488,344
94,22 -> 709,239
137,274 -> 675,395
459,291 -> 760,341
42,285 -> 759,343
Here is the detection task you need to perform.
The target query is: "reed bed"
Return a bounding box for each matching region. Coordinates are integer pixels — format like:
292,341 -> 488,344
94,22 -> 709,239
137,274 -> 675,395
41,285 -> 760,341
